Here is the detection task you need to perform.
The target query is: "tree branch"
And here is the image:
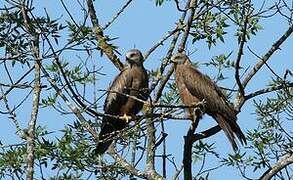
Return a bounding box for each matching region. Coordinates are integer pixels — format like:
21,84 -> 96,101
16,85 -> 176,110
41,67 -> 99,142
86,0 -> 124,70
235,16 -> 248,96
144,26 -> 181,60
260,152 -> 293,180
245,82 -> 293,101
177,0 -> 197,53
20,3 -> 41,180
145,115 -> 156,175
191,126 -> 221,142
0,67 -> 34,101
108,146 -> 148,179
183,115 -> 201,180
154,0 -> 193,102
29,11 -> 100,119
103,0 -> 133,30
242,25 -> 293,88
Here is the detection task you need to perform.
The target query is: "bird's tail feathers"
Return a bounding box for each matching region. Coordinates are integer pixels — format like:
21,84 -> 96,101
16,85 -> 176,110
96,118 -> 127,154
96,121 -> 116,154
214,114 -> 246,151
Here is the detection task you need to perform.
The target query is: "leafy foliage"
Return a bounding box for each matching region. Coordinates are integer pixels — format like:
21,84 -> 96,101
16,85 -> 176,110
0,0 -> 292,179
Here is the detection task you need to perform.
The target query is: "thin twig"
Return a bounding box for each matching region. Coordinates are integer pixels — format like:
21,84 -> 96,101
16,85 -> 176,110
245,82 -> 293,100
144,27 -> 182,60
172,165 -> 184,180
235,16 -> 248,96
242,25 -> 293,88
174,0 -> 187,12
103,0 -> 133,30
0,67 -> 34,101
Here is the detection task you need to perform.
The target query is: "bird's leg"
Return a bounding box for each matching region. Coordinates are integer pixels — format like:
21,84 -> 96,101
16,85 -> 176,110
119,113 -> 132,123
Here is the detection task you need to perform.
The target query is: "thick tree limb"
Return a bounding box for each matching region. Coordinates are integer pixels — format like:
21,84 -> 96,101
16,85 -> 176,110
183,115 -> 201,180
191,126 -> 221,142
21,4 -> 41,180
86,0 -> 123,70
260,152 -> 293,180
145,115 -> 156,176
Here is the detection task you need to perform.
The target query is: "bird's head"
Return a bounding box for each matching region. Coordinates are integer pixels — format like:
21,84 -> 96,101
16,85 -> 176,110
126,49 -> 144,65
171,53 -> 189,65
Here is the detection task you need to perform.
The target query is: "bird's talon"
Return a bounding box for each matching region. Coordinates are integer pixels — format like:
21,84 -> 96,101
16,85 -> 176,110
119,114 -> 132,123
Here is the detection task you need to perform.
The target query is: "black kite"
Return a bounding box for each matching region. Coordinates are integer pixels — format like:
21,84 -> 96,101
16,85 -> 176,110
171,53 -> 246,150
96,49 -> 149,154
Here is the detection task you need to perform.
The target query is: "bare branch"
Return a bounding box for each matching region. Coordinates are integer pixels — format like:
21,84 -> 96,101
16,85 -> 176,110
0,67 -> 34,101
153,0 -> 192,102
242,25 -> 293,88
191,126 -> 221,142
172,165 -> 183,180
0,87 -> 23,136
174,0 -> 187,12
235,16 -> 248,96
260,152 -> 293,180
245,82 -> 293,100
144,26 -> 181,60
177,0 -> 197,53
103,0 -> 133,30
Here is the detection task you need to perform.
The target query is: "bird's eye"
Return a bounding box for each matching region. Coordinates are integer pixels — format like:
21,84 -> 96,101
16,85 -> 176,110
130,53 -> 135,58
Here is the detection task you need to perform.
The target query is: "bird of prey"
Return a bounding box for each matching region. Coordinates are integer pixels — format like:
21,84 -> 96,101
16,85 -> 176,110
171,53 -> 246,150
96,49 -> 149,154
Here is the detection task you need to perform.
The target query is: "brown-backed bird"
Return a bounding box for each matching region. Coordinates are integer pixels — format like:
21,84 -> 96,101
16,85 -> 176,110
171,53 -> 246,150
96,49 -> 149,154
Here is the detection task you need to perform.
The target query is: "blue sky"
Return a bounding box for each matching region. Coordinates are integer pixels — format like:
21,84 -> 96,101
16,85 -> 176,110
0,0 -> 292,179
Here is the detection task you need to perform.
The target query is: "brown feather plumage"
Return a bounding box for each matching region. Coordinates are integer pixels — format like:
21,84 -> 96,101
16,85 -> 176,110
96,49 -> 148,154
172,53 -> 246,150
